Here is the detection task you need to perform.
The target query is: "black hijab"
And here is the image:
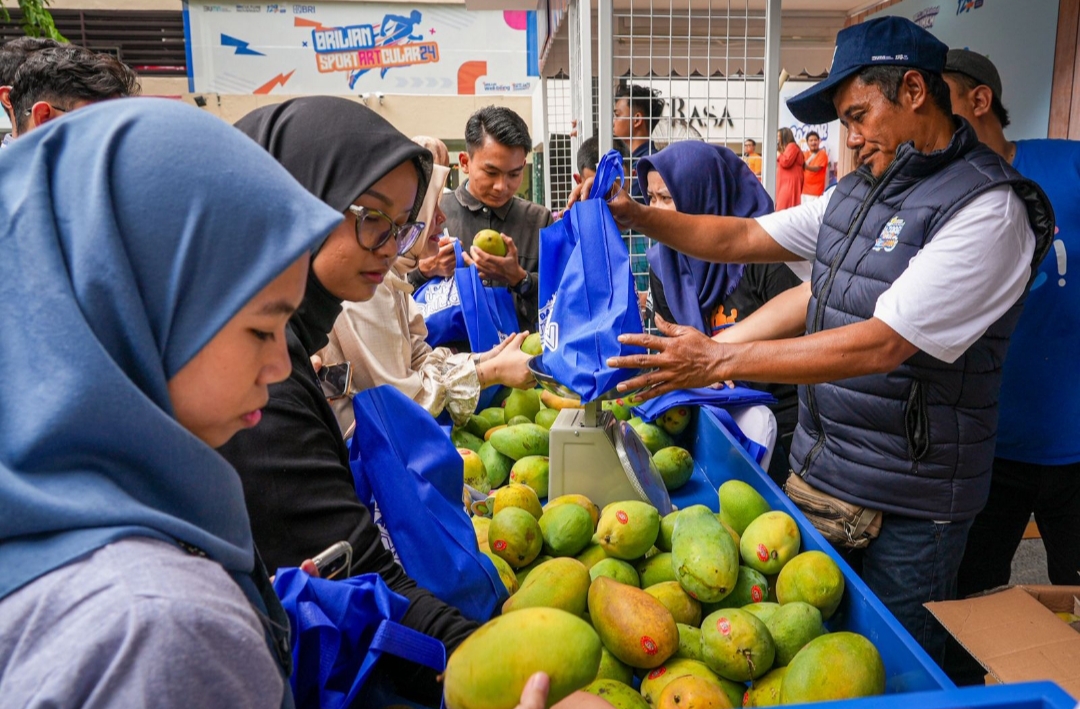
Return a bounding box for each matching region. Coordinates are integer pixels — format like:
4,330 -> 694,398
235,96 -> 433,353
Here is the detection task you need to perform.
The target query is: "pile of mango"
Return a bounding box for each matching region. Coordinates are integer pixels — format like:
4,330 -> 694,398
447,483 -> 887,709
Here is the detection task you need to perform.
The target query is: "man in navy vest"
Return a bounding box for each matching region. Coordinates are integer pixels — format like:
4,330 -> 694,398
586,17 -> 1054,664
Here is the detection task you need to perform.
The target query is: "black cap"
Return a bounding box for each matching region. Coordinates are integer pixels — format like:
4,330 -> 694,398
787,16 -> 948,125
944,48 -> 1003,101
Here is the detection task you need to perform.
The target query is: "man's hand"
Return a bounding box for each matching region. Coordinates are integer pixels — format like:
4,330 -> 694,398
470,235 -> 527,286
607,315 -> 726,402
419,236 -> 457,279
565,174 -> 640,230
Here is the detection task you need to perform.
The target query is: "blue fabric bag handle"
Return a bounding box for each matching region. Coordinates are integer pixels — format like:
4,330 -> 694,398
539,150 -> 645,402
452,240 -> 519,352
414,241 -> 468,348
349,385 -> 507,621
273,569 -> 446,709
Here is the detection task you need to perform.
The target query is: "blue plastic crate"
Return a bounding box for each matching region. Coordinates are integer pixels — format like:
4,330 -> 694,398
669,408 -> 954,699
808,681 -> 1076,709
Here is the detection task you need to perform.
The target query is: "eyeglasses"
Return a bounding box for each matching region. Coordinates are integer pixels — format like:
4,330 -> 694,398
23,103 -> 69,117
348,205 -> 425,256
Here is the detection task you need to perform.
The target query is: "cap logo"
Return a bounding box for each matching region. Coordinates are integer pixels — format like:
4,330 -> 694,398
872,54 -> 909,61
873,216 -> 905,252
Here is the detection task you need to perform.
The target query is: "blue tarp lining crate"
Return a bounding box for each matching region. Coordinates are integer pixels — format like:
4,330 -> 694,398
808,681 -> 1076,709
669,407 -> 954,699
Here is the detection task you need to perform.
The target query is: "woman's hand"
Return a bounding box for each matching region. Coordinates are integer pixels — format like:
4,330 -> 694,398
477,332 -> 536,390
607,315 -> 727,402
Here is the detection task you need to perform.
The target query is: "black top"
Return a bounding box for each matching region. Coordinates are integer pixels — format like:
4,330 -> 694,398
650,263 -> 803,440
410,182 -> 553,333
218,273 -> 477,704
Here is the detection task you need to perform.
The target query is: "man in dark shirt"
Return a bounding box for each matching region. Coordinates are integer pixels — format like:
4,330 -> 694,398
411,106 -> 552,333
614,83 -> 664,203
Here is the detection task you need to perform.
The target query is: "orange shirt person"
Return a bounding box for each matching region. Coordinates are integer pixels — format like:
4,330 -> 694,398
803,131 -> 828,202
743,138 -> 763,180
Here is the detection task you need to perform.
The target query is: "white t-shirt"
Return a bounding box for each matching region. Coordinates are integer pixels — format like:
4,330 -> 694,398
756,185 -> 1036,364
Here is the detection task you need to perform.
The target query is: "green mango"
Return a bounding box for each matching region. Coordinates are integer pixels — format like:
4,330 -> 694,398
489,506 -> 543,569
657,405 -> 692,436
464,414 -> 494,439
534,407 -> 559,429
489,423 -> 549,460
718,480 -> 771,536
509,455 -> 549,498
504,557 -> 591,616
459,448 -> 490,494
503,388 -> 541,422
743,666 -> 787,707
657,511 -> 680,552
514,554 -> 553,588
443,607 -> 601,709
602,398 -> 634,421
595,501 -> 661,560
653,446 -> 695,491
639,659 -> 726,706
704,566 -> 770,611
575,543 -> 609,570
739,511 -> 801,575
671,505 -> 739,603
644,581 -> 702,626
594,646 -> 634,685
539,502 -> 593,557
521,332 -> 543,356
775,550 -> 845,620
483,550 -> 519,596
507,415 -> 533,426
636,552 -> 677,588
700,608 -> 775,682
478,441 -> 514,489
741,602 -> 782,625
478,406 -> 506,427
765,601 -> 825,666
780,633 -> 885,704
451,428 -> 484,453
675,623 -> 703,661
589,558 -> 640,587
582,679 -> 649,709
488,386 -> 513,408
630,420 -> 674,454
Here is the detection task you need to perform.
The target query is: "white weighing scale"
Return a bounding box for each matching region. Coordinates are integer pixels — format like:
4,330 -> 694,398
529,357 -> 673,514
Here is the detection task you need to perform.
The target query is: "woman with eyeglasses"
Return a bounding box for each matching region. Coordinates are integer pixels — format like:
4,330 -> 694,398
217,97 -> 478,703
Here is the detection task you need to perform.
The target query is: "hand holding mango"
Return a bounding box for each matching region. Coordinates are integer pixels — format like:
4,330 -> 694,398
471,229 -> 527,285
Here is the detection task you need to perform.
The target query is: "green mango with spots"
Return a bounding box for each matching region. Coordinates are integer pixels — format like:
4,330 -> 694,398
671,505 -> 739,604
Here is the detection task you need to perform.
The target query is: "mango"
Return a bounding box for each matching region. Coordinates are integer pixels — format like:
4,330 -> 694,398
637,552 -> 677,588
492,483 -> 543,520
483,550 -> 519,596
657,406 -> 692,436
478,441 -> 514,489
742,666 -> 786,707
464,414 -> 495,439
489,423 -> 549,460
507,415 -> 532,426
645,581 -> 702,626
720,519 -> 741,550
503,388 -> 541,423
539,502 -> 593,557
739,511 -> 800,575
521,331 -> 543,356
473,228 -> 507,257
705,566 -> 769,611
489,386 -> 513,408
658,674 -> 734,709
473,515 -> 491,551
582,679 -> 650,709
484,424 -> 507,441
489,506 -> 543,569
671,505 -> 740,603
595,646 -> 635,685
780,632 -> 885,704
675,623 -> 704,662
534,407 -> 559,429
741,602 -> 781,626
602,398 -> 633,421
509,455 -> 549,498
657,511 -> 680,552
504,557 -> 590,616
588,576 -> 679,669
459,448 -> 490,494
765,601 -> 825,666
653,446 -> 695,491
639,659 -> 728,706
451,428 -> 484,454
540,389 -> 583,410
576,542 -> 610,570
444,607 -> 601,709
700,608 -> 775,682
545,494 -> 601,530
596,501 -> 661,560
775,550 -> 845,620
514,554 -> 553,588
590,558 -> 640,587
718,480 -> 771,536
631,420 -> 675,454
479,406 -> 506,427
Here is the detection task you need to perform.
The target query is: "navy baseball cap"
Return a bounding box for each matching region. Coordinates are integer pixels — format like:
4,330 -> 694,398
787,16 -> 949,125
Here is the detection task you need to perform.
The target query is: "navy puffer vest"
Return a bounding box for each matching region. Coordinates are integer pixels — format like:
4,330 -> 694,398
788,120 -> 1054,521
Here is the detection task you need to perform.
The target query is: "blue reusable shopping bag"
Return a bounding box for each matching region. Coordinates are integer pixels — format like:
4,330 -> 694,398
414,239 -> 519,353
349,385 -> 507,622
538,150 -> 645,402
273,569 -> 446,709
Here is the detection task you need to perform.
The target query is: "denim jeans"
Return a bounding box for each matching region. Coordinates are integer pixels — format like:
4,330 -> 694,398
840,513 -> 974,667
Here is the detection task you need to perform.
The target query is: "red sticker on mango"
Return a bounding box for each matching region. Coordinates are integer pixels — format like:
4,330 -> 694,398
716,617 -> 731,635
751,585 -> 764,602
616,510 -> 629,524
647,667 -> 666,680
492,540 -> 507,552
756,544 -> 769,562
641,636 -> 658,655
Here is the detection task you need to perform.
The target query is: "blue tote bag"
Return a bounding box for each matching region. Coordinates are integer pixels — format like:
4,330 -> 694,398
538,150 -> 646,402
349,385 -> 507,622
273,569 -> 446,709
414,240 -> 519,352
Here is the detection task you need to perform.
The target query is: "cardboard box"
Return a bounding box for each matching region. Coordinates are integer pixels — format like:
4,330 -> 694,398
926,585 -> 1080,699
